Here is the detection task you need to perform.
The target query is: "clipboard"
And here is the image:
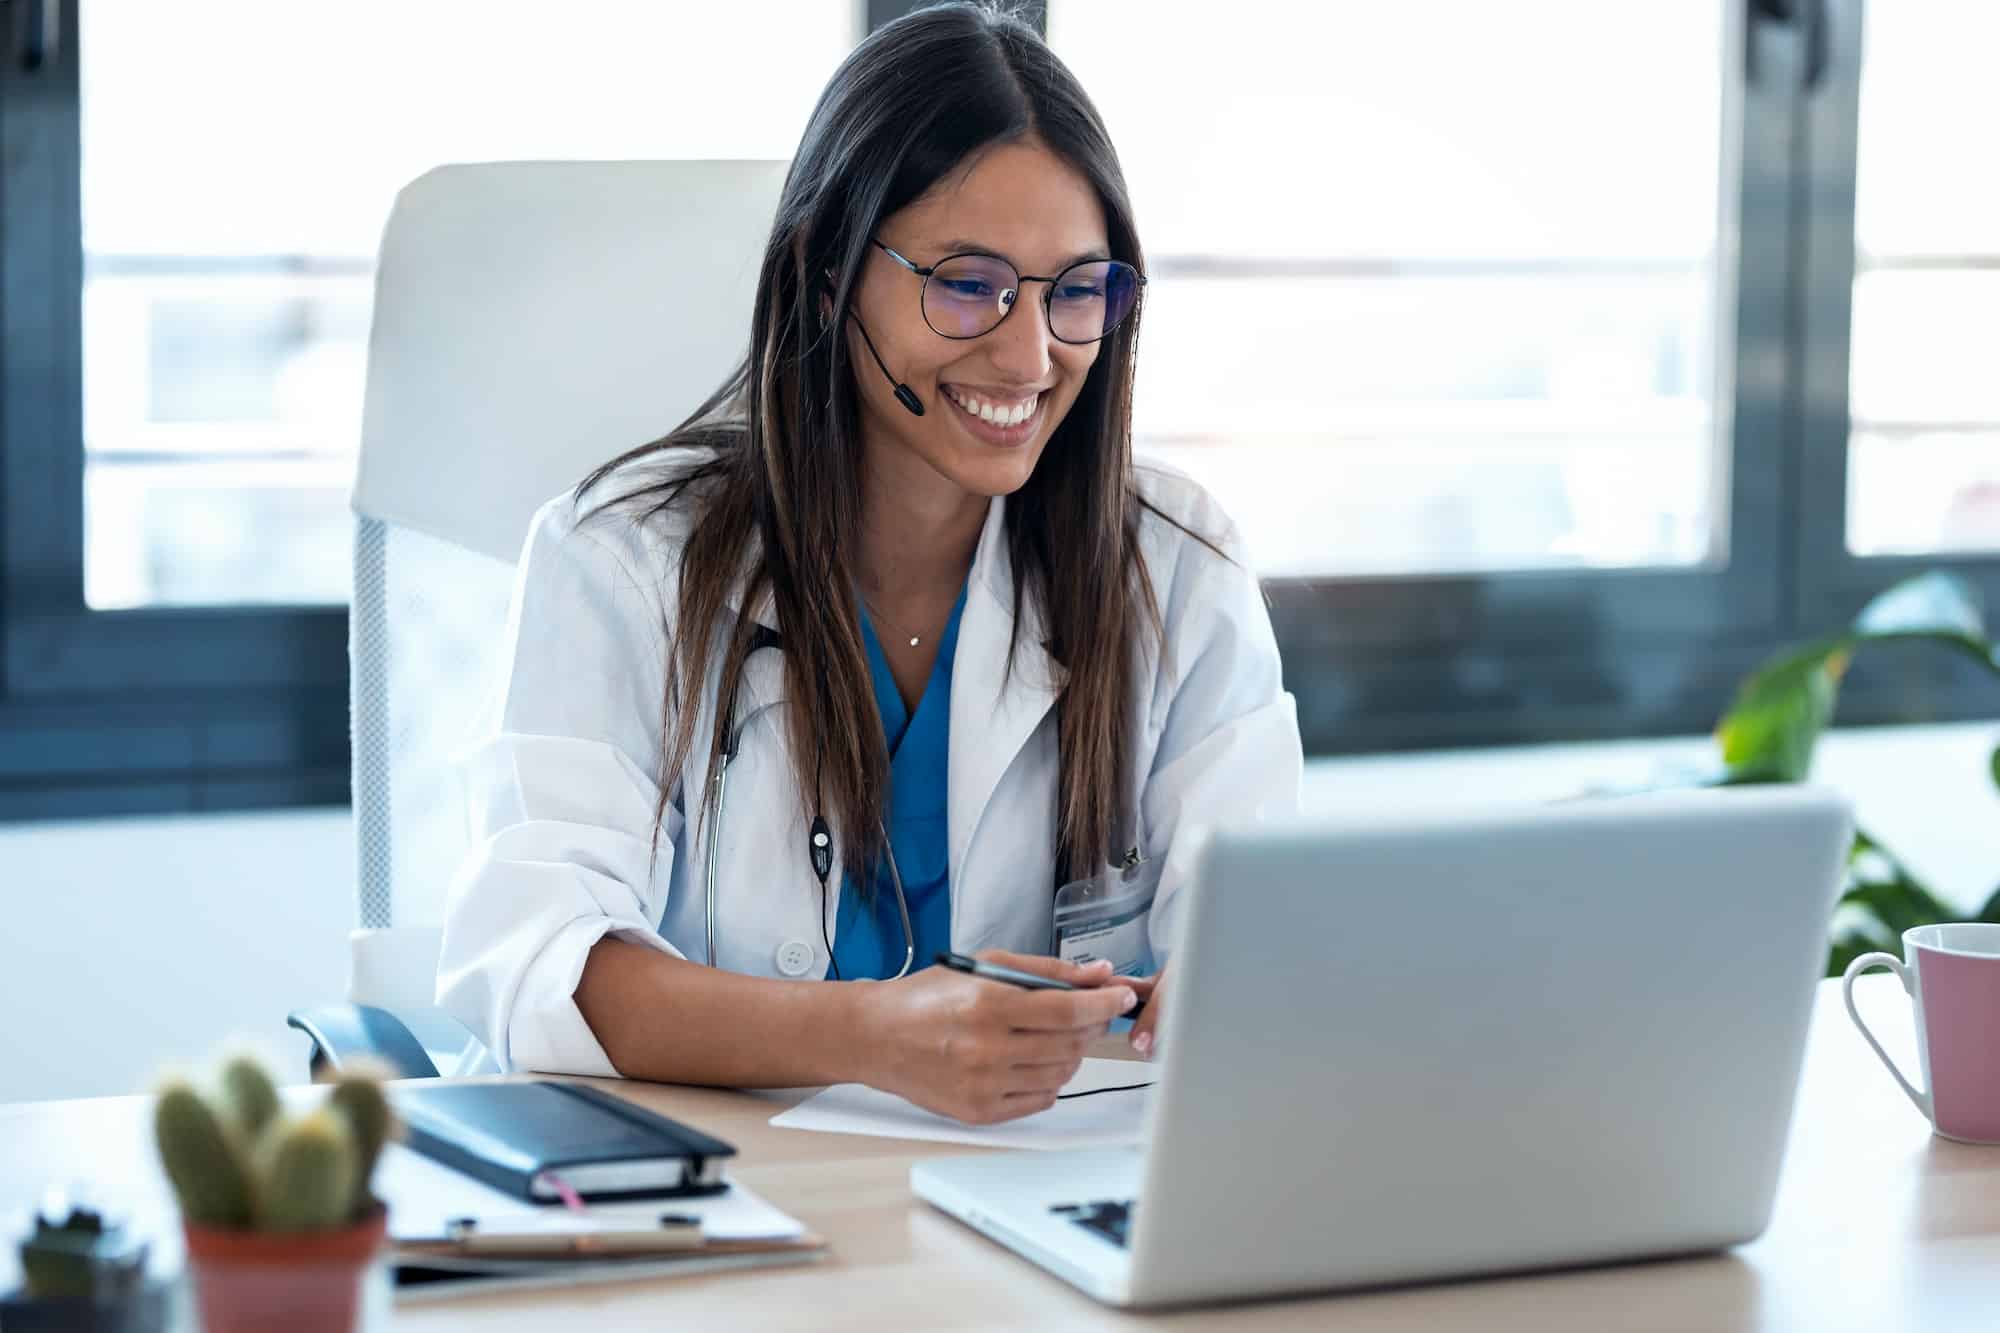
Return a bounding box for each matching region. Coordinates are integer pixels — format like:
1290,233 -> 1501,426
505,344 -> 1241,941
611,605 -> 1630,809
389,1196 -> 829,1299
390,1239 -> 830,1302
398,1209 -> 707,1258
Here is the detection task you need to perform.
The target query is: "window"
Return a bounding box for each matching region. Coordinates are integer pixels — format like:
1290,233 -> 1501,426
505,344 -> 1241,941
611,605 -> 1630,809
1843,3 -> 2000,558
0,2 -> 857,817
78,0 -> 855,608
1049,0 -> 2000,750
1049,0 -> 1802,752
1051,1 -> 1727,577
1794,0 -> 2000,640
5,0 -> 1995,820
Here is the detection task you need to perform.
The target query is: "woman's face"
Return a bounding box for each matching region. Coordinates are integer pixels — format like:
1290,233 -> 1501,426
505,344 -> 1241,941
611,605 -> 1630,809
844,134 -> 1108,501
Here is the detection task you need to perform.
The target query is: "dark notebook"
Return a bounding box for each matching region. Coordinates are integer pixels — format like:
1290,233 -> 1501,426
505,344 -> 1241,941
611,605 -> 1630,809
393,1081 -> 737,1203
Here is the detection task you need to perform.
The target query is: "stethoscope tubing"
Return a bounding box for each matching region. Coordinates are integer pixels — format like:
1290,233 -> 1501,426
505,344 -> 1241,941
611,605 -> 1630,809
704,756 -> 731,971
703,633 -> 915,980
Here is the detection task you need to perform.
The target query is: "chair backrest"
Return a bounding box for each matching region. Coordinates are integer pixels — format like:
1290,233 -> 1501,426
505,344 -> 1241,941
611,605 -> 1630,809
348,160 -> 787,976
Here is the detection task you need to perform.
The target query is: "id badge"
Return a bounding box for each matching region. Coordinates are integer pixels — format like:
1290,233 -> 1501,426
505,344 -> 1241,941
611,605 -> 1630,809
1053,846 -> 1158,978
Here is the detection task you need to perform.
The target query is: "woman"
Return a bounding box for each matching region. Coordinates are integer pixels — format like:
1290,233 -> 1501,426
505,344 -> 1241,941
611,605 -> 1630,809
438,1 -> 1302,1125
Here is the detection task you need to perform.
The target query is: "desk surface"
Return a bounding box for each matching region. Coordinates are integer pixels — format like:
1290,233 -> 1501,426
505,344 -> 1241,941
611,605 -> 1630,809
2,975 -> 1995,1330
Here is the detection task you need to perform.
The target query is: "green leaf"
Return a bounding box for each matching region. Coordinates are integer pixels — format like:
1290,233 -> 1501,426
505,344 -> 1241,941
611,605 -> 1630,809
1847,825 -> 1923,882
1715,637 -> 1850,783
1856,564 -> 1984,632
1830,822 -> 1961,967
1851,572 -> 2000,677
1827,927 -> 1896,979
1839,878 -> 1958,937
1842,823 -> 1951,917
1990,738 -> 2000,795
1854,570 -> 1986,638
1976,883 -> 2000,924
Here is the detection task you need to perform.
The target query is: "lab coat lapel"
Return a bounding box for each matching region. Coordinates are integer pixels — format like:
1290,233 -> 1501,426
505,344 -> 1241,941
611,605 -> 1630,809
948,494 -> 1065,898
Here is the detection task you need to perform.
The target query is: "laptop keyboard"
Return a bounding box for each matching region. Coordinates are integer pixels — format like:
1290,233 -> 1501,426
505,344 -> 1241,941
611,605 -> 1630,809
1050,1198 -> 1134,1248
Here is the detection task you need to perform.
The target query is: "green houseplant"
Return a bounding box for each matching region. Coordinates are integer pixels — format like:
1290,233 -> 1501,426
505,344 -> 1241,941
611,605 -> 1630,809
152,1053 -> 396,1333
1709,571 -> 2000,975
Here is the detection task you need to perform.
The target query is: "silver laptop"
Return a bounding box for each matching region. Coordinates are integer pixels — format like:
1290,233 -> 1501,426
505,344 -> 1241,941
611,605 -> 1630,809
913,784 -> 1852,1308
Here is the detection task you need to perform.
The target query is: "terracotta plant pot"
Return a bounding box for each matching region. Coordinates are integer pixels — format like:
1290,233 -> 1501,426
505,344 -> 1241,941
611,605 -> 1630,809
181,1207 -> 386,1333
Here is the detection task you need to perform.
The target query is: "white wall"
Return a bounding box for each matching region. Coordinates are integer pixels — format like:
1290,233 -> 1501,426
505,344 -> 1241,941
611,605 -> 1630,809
1,720 -> 1995,1106
0,808 -> 353,1105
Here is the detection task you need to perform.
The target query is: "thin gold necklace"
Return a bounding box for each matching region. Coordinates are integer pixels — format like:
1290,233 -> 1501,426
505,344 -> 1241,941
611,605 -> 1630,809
857,591 -> 934,649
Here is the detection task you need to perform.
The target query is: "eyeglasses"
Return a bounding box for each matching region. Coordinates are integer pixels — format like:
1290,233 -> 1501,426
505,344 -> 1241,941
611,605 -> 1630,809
870,238 -> 1145,345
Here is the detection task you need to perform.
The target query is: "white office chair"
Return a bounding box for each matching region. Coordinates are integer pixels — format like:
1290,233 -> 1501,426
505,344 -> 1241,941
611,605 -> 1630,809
288,159 -> 788,1079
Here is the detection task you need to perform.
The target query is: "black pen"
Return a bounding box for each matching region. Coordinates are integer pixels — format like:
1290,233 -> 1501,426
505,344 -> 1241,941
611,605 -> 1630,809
936,950 -> 1078,991
934,951 -> 1147,1020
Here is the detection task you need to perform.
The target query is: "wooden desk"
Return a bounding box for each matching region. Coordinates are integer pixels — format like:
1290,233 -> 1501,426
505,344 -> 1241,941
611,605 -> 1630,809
3,976 -> 1995,1330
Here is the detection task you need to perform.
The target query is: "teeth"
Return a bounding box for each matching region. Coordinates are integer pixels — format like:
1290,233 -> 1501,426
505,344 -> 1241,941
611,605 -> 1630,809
945,386 -> 1038,427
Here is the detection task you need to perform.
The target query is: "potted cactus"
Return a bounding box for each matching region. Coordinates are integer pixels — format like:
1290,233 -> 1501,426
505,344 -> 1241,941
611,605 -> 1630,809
153,1054 -> 397,1333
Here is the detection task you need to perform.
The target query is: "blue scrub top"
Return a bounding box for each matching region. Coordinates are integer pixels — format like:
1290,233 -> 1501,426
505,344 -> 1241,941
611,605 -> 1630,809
831,580 -> 968,981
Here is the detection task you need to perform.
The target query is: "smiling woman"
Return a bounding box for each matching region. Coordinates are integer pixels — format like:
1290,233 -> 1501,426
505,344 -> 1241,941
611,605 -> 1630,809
435,0 -> 1304,1126
858,208 -> 1145,453
841,137 -> 1116,501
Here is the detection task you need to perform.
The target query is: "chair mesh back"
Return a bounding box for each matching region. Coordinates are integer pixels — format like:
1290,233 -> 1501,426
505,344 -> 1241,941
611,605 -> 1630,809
350,515 -> 517,930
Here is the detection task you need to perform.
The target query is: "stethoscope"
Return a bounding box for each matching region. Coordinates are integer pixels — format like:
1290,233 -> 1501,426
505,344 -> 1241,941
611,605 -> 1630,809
703,625 -> 915,980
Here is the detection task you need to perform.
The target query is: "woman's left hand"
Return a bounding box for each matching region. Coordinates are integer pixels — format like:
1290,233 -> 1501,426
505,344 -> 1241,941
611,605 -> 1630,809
1126,964 -> 1171,1059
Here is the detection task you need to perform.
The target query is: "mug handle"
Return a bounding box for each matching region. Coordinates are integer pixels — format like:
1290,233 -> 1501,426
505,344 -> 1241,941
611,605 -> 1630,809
1842,951 -> 1931,1119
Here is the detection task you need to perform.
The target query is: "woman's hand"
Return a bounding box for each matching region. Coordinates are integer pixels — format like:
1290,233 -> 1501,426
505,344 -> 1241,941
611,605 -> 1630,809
851,951 -> 1137,1124
1126,964 -> 1171,1059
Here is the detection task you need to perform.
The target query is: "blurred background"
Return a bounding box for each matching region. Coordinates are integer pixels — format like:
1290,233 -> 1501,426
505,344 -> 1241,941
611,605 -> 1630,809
2,0 -> 1996,1103
71,0 -> 2000,604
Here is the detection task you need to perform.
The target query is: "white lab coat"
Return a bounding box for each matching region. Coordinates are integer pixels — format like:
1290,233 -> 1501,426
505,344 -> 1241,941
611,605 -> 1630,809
436,458 -> 1304,1076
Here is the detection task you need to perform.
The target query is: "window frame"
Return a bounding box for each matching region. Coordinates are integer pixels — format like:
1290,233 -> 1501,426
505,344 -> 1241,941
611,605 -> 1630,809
1,0 -> 348,817
1,0 -> 1992,823
1794,0 -> 2000,636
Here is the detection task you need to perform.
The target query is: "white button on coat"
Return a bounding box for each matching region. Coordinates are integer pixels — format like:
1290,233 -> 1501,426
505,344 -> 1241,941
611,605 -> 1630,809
436,457 -> 1305,1077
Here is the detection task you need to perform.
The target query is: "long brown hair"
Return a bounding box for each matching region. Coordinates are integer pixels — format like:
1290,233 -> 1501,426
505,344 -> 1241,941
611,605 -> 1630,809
578,1 -> 1201,888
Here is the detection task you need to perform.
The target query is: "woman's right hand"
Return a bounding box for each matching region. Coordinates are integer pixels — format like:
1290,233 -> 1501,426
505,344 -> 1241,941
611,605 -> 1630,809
850,952 -> 1137,1124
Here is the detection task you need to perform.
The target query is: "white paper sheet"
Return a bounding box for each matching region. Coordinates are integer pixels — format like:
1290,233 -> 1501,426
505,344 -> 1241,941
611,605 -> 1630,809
378,1142 -> 804,1243
768,1057 -> 1155,1151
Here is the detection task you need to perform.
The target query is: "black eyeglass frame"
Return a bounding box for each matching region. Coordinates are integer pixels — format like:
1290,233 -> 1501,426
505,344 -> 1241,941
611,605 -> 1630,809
868,238 -> 1147,345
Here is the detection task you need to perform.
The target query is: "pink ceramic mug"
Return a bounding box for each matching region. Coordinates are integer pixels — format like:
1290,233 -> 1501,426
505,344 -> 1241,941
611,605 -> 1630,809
1843,923 -> 2000,1144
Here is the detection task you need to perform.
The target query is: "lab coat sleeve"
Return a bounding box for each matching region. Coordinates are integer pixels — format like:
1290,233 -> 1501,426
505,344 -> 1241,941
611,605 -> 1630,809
436,497 -> 686,1076
1141,515 -> 1304,964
